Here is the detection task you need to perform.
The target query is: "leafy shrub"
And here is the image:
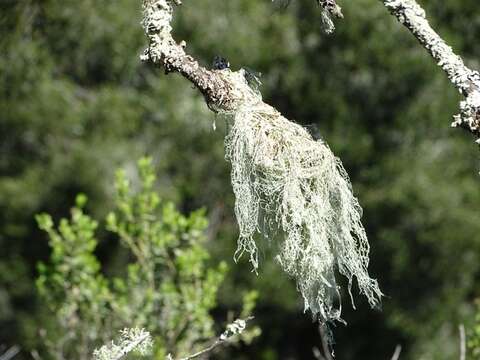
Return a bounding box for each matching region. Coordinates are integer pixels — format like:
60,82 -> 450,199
35,157 -> 258,359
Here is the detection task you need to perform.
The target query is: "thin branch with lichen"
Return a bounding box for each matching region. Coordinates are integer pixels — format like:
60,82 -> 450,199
141,0 -> 382,324
381,0 -> 480,142
328,0 -> 480,142
92,328 -> 153,360
317,0 -> 343,34
167,318 -> 253,360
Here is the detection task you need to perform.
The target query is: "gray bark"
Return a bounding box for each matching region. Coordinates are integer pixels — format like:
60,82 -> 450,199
381,0 -> 480,142
142,0 -> 480,142
141,0 -> 247,112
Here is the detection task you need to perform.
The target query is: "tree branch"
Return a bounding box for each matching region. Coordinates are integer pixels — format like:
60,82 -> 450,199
381,0 -> 480,142
141,0 -> 248,113
318,324 -> 334,360
167,318 -> 253,360
142,0 -> 480,143
391,344 -> 402,360
142,0 -> 383,325
0,346 -> 20,360
141,0 -> 306,120
323,0 -> 480,141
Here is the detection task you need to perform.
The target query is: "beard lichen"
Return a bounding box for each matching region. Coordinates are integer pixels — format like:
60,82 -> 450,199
220,69 -> 382,323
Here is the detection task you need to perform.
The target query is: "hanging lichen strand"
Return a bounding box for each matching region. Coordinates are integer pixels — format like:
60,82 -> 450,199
140,0 -> 382,324
221,70 -> 382,323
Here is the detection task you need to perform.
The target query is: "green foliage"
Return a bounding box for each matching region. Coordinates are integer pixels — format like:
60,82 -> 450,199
36,195 -> 112,359
35,158 -> 256,359
468,301 -> 480,358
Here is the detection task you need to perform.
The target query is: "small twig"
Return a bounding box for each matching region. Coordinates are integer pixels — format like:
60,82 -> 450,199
318,325 -> 334,360
459,324 -> 466,360
380,0 -> 480,141
93,328 -> 152,360
30,350 -> 41,360
391,345 -> 402,360
312,346 -> 327,360
170,317 -> 253,360
0,346 -> 20,360
114,333 -> 150,360
179,338 -> 224,360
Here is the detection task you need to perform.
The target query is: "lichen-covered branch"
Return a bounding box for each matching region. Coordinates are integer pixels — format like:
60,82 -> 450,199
167,318 -> 252,360
382,0 -> 480,142
141,0 -> 288,115
141,0 -> 382,324
92,328 -> 153,360
318,0 -> 480,141
317,0 -> 343,34
0,346 -> 20,360
141,0 -> 241,112
318,0 -> 342,16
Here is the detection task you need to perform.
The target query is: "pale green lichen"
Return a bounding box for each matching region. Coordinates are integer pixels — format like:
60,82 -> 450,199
221,71 -> 382,323
93,328 -> 153,360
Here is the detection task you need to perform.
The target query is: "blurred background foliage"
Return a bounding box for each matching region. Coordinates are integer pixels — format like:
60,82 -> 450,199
1,0 -> 480,359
